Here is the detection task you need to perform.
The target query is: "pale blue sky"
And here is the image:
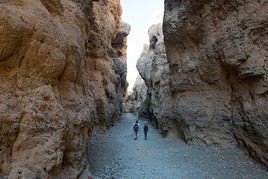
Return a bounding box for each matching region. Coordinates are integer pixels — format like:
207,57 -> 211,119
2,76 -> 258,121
121,0 -> 164,90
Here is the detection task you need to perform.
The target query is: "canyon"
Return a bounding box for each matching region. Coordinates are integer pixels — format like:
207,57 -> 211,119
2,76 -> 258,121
128,0 -> 268,170
0,0 -> 267,178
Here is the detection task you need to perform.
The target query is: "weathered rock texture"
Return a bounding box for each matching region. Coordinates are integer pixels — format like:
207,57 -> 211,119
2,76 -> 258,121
163,0 -> 268,168
134,0 -> 268,169
124,75 -> 147,116
0,0 -> 129,178
136,23 -> 171,129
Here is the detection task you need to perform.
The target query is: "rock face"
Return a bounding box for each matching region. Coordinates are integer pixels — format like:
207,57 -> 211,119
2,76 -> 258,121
163,0 -> 268,168
136,24 -> 171,131
0,0 -> 129,178
124,75 -> 147,116
135,0 -> 268,169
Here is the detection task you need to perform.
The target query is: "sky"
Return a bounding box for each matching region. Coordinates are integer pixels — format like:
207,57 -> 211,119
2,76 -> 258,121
120,0 -> 164,90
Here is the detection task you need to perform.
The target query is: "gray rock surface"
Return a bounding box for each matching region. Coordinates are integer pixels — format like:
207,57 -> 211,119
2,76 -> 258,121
124,75 -> 148,116
136,23 -> 171,129
133,0 -> 268,169
163,0 -> 268,168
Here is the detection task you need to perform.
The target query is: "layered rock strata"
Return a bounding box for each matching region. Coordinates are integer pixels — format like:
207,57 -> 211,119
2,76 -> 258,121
0,0 -> 129,178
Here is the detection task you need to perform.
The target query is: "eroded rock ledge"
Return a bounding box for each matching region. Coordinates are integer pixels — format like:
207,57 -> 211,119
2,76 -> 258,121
132,0 -> 268,169
0,0 -> 129,178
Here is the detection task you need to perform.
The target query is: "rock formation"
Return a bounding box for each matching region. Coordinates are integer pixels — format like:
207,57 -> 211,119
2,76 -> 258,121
0,0 -> 129,178
163,0 -> 268,168
136,24 -> 170,129
124,75 -> 147,116
134,0 -> 268,169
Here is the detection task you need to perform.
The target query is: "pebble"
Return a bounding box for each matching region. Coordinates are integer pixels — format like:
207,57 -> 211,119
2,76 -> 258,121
88,113 -> 268,179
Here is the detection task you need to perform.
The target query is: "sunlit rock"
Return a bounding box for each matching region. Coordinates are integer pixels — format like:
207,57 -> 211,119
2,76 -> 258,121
0,0 -> 129,178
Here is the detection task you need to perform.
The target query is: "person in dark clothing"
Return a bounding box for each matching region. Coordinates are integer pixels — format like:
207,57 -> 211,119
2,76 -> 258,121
133,120 -> 139,140
144,122 -> 149,140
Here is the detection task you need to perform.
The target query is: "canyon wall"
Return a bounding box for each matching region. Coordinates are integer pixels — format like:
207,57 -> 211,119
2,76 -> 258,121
124,75 -> 148,116
163,0 -> 268,167
0,0 -> 129,178
136,24 -> 171,130
135,0 -> 268,168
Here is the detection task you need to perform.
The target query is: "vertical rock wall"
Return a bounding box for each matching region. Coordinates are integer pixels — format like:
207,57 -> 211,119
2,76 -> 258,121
124,75 -> 148,116
163,0 -> 268,167
133,0 -> 268,169
0,0 -> 129,178
136,24 -> 171,132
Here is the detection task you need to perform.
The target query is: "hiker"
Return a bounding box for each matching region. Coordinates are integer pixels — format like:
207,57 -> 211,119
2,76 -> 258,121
133,120 -> 139,140
144,122 -> 149,140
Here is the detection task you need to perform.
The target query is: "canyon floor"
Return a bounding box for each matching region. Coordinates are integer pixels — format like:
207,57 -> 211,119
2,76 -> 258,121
88,113 -> 268,179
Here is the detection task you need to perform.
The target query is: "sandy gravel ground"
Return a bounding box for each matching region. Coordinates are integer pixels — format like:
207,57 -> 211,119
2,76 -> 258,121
88,113 -> 268,179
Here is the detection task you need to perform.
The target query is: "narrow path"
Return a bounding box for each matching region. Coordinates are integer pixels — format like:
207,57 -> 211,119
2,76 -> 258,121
88,113 -> 268,179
